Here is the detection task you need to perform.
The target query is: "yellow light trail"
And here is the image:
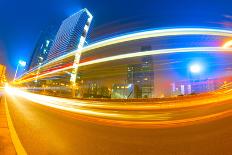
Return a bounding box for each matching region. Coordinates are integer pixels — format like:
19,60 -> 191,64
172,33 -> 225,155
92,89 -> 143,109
16,47 -> 232,83
5,87 -> 119,118
5,87 -> 232,128
4,85 -> 232,111
223,40 -> 232,48
17,28 -> 232,80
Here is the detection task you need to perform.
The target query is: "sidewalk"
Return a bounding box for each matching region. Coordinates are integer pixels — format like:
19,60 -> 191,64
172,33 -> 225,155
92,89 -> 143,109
0,92 -> 16,155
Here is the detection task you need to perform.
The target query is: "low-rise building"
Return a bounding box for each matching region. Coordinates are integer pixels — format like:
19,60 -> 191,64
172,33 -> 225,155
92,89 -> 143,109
0,64 -> 6,86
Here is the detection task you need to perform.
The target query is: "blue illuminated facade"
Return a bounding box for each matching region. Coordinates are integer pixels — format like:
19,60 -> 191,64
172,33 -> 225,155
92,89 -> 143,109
28,26 -> 57,71
48,8 -> 93,61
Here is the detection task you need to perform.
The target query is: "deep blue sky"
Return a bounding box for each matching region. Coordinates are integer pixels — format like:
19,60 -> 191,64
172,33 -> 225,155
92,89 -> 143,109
0,0 -> 232,77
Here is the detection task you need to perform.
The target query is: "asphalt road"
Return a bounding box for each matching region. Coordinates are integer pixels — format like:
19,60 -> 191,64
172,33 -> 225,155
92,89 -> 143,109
5,92 -> 232,155
0,90 -> 16,155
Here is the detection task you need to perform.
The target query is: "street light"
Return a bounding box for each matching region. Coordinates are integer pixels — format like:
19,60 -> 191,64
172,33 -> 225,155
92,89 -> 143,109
190,64 -> 202,74
187,63 -> 203,94
14,60 -> 26,81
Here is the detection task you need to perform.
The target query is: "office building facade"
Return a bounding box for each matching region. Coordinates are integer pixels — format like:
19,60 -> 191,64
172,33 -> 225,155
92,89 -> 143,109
28,26 -> 57,71
48,8 -> 93,61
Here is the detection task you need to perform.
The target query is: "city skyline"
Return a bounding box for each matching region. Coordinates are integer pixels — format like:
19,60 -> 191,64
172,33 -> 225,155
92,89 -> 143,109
2,4 -> 232,98
1,1 -> 232,155
1,0 -> 232,77
14,26 -> 232,98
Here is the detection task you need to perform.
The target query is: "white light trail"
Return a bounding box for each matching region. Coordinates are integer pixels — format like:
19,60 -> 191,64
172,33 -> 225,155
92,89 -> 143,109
17,28 -> 232,79
78,47 -> 232,67
16,47 -> 232,83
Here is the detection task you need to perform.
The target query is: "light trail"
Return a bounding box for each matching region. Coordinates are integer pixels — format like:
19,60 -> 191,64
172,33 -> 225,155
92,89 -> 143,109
16,47 -> 232,83
17,28 -> 232,80
78,47 -> 232,67
5,87 -> 119,118
9,28 -> 232,129
4,86 -> 232,110
223,40 -> 232,48
5,87 -> 232,128
80,28 -> 232,52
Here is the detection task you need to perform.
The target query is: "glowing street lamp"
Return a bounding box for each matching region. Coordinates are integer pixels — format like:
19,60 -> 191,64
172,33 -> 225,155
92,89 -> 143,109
190,64 -> 202,74
14,60 -> 26,81
19,60 -> 26,66
187,63 -> 203,90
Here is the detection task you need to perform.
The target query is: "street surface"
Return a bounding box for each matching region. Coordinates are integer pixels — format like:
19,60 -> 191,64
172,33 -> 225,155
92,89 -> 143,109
0,90 -> 16,155
4,88 -> 232,155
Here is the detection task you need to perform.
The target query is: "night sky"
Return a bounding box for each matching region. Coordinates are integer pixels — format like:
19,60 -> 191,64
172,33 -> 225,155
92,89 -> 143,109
1,0 -> 232,77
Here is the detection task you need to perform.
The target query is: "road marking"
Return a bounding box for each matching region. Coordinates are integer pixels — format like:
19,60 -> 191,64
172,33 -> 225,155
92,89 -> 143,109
4,96 -> 27,155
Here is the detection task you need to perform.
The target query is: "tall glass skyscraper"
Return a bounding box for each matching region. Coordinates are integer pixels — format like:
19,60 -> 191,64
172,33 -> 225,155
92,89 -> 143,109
48,8 -> 93,61
28,26 -> 57,71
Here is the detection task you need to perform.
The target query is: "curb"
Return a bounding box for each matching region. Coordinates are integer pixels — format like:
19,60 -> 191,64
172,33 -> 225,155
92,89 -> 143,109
4,96 -> 27,155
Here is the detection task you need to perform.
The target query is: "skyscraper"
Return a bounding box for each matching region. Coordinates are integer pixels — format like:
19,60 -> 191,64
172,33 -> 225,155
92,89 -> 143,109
28,26 -> 57,71
127,54 -> 154,98
47,8 -> 93,61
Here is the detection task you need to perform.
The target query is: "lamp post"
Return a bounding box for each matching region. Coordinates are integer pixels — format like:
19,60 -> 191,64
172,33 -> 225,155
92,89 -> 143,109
14,60 -> 26,81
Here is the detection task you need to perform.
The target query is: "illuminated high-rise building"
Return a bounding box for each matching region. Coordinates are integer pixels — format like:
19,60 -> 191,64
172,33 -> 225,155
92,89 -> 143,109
48,8 -> 93,61
28,26 -> 57,71
127,56 -> 154,98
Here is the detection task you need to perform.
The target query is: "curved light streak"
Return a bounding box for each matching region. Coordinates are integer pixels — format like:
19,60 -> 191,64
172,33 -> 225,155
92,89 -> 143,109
17,28 -> 232,79
81,28 -> 232,52
5,87 -> 232,128
16,47 -> 232,83
78,47 -> 232,67
223,40 -> 232,48
6,87 -> 119,118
